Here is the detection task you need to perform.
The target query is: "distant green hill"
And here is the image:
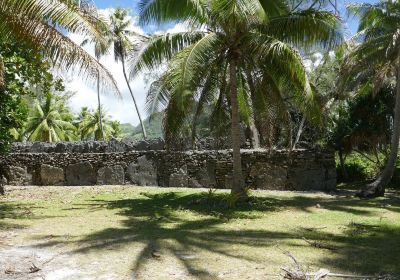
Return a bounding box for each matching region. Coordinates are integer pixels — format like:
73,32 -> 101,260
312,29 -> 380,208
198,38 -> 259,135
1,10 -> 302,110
121,106 -> 223,140
121,112 -> 163,140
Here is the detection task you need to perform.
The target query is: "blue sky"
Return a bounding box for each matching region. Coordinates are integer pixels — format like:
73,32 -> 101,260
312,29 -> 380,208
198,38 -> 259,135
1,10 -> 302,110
93,0 -> 379,34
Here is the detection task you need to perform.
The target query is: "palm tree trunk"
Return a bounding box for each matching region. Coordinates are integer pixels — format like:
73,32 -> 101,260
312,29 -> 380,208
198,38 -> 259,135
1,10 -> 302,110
360,67 -> 400,197
121,55 -> 147,140
292,115 -> 306,150
229,60 -> 246,200
245,69 -> 260,148
97,70 -> 105,140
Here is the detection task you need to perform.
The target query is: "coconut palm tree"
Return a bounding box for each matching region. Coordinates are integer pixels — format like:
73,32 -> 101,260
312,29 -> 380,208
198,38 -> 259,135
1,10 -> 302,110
24,93 -> 77,142
80,7 -> 112,141
0,0 -> 119,94
341,1 -> 400,197
108,8 -> 147,139
132,0 -> 342,199
77,106 -> 116,140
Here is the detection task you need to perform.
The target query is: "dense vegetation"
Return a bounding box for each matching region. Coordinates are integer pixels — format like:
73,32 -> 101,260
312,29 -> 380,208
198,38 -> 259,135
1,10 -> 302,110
2,0 -> 400,197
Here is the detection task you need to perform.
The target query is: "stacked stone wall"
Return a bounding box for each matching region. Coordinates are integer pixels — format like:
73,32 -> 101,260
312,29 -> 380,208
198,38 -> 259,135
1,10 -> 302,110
0,142 -> 336,191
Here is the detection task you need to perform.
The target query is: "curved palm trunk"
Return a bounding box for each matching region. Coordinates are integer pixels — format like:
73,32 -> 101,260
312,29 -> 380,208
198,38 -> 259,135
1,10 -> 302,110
360,67 -> 400,197
229,60 -> 246,200
292,115 -> 306,150
121,55 -> 147,140
97,70 -> 105,140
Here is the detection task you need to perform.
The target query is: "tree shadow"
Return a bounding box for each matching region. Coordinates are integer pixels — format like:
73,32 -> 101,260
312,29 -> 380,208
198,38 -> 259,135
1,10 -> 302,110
0,202 -> 46,231
31,190 -> 400,278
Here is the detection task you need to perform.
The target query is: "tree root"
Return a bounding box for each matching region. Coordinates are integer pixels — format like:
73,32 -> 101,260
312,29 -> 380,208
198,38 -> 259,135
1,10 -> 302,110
356,183 -> 385,199
302,237 -> 337,251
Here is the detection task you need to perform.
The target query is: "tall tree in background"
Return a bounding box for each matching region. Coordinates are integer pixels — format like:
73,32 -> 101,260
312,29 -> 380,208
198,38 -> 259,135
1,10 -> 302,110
24,94 -> 77,142
109,8 -> 147,139
341,1 -> 400,197
133,0 -> 342,199
80,2 -> 111,141
77,106 -> 120,140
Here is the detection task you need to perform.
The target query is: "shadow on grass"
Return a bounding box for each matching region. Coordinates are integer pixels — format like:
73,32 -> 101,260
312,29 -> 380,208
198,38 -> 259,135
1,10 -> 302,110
0,201 -> 46,231
32,190 -> 400,278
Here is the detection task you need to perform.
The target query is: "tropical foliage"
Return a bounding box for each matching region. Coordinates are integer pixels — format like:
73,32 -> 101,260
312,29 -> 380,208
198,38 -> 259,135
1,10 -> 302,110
24,93 -> 76,142
0,40 -> 53,152
0,0 -> 118,92
77,106 -> 121,140
339,1 -> 400,197
108,8 -> 148,139
0,0 -> 120,152
4,0 -> 400,198
131,0 -> 342,197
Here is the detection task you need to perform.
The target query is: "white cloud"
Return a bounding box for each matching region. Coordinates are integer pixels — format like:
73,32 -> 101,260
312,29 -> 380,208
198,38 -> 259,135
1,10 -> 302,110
61,8 -> 193,125
62,8 -> 151,126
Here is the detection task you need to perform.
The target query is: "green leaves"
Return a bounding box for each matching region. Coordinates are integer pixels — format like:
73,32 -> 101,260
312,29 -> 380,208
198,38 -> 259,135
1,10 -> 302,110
134,0 -> 341,146
129,31 -> 206,76
138,0 -> 207,26
341,1 -> 400,96
264,10 -> 343,50
0,0 -> 120,94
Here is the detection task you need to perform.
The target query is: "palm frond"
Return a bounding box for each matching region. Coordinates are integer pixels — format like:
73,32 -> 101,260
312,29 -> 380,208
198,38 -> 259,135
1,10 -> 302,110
0,0 -> 120,94
262,10 -> 343,50
138,0 -> 207,26
129,31 -> 206,77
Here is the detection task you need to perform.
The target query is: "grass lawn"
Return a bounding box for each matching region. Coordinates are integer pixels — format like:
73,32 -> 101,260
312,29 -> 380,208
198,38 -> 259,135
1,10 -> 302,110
1,186 -> 400,279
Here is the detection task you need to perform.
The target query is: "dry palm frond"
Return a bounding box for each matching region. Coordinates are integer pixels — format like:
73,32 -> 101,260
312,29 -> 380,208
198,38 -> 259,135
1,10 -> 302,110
0,0 -> 120,94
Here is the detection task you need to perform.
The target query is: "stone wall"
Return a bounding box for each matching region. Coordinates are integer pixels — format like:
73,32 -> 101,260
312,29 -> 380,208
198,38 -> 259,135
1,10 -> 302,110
8,137 -> 250,154
0,146 -> 337,191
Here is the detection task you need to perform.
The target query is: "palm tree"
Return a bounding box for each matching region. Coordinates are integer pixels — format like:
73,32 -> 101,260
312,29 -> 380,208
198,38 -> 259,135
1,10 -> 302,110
77,106 -> 115,140
24,93 -> 77,142
0,0 -> 119,94
341,1 -> 400,197
81,9 -> 112,141
132,0 -> 342,199
108,8 -> 147,139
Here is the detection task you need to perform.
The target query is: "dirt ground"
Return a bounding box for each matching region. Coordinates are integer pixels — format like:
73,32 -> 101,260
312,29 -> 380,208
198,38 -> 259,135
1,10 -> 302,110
1,185 -> 400,280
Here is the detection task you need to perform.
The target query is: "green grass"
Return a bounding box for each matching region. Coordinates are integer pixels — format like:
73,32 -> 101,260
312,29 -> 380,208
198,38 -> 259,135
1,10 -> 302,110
1,186 -> 400,279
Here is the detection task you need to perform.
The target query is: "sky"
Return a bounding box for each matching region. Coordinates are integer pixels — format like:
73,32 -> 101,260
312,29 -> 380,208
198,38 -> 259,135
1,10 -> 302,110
66,0 -> 379,127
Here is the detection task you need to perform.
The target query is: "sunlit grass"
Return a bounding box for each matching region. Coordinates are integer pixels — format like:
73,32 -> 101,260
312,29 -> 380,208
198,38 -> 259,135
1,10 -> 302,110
1,186 -> 399,279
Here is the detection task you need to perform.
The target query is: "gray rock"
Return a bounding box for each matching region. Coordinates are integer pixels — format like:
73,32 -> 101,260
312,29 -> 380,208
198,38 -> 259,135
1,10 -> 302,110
54,142 -> 68,153
197,161 -> 216,187
40,164 -> 65,185
326,168 -> 337,179
188,178 -> 202,188
97,165 -> 125,185
31,142 -> 46,153
127,156 -> 158,186
66,162 -> 96,186
287,169 -> 325,191
148,139 -> 165,150
224,174 -> 233,189
324,178 -> 337,191
169,173 -> 188,188
250,163 -> 287,190
6,166 -> 32,185
134,140 -> 150,151
105,138 -> 128,152
72,142 -> 85,153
